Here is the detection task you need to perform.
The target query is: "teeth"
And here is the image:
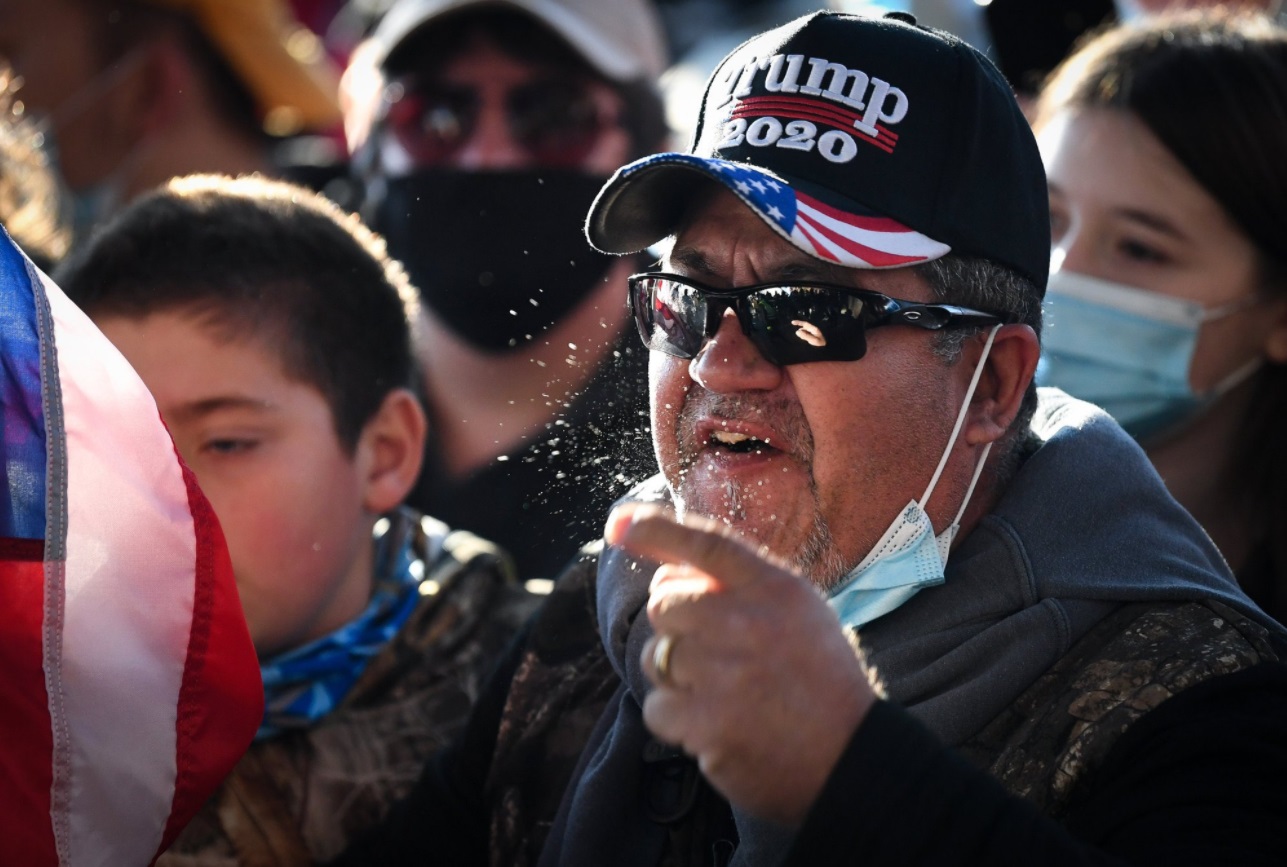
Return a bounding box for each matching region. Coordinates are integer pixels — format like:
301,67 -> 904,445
712,431 -> 752,445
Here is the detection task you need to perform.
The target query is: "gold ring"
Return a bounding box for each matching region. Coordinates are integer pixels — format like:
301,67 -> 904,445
653,633 -> 677,686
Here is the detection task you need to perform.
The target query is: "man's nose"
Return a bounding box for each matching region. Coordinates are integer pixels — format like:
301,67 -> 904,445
689,310 -> 783,393
450,97 -> 528,170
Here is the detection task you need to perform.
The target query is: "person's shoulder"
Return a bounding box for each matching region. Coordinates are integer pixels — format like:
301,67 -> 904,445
482,540 -> 614,738
963,599 -> 1285,813
390,511 -> 541,655
335,510 -> 539,711
484,543 -> 619,864
1000,599 -> 1284,738
1062,600 -> 1286,721
154,795 -> 240,866
522,541 -> 607,661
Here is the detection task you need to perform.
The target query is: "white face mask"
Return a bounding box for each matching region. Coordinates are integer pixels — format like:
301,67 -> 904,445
826,325 -> 1001,631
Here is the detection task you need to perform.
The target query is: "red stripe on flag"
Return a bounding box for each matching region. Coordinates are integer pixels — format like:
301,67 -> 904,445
797,214 -> 929,268
794,220 -> 841,263
0,559 -> 59,866
796,191 -> 917,234
159,456 -> 262,855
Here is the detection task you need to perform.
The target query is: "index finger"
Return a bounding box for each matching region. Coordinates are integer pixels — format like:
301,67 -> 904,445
605,503 -> 781,590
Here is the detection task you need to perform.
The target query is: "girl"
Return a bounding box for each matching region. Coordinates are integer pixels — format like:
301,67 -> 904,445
1035,10 -> 1287,619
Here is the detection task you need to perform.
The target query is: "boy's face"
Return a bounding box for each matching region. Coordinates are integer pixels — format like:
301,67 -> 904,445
96,311 -> 376,659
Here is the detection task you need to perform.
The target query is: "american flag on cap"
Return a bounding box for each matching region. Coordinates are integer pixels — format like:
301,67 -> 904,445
0,230 -> 261,865
594,153 -> 950,270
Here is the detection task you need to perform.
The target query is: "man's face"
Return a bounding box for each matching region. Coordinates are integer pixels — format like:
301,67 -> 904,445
96,311 -> 376,659
375,33 -> 632,174
650,189 -> 965,588
0,0 -> 133,190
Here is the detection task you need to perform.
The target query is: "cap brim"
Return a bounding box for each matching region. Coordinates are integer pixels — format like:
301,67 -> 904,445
586,153 -> 951,270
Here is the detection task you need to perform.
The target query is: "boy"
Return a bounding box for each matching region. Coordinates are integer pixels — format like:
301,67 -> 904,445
57,174 -> 541,864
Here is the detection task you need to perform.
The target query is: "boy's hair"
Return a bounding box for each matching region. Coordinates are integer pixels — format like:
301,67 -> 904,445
57,174 -> 420,452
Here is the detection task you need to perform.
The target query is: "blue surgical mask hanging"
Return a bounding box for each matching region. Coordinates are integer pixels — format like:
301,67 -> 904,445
826,325 -> 1001,631
1036,269 -> 1263,443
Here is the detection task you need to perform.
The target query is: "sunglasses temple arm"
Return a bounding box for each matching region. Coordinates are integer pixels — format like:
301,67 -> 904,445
931,306 -> 1010,329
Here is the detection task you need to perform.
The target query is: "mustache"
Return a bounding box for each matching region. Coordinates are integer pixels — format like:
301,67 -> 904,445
675,392 -> 815,465
673,392 -> 851,585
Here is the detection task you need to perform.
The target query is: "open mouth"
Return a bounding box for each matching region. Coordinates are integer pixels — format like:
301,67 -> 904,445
709,430 -> 777,454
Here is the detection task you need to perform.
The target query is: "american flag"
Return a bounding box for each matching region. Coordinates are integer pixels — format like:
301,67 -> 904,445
0,230 -> 261,865
630,154 -> 950,269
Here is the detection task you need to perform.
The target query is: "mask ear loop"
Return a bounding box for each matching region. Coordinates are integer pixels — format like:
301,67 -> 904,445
1199,292 -> 1271,323
36,46 -> 150,137
919,324 -> 1003,525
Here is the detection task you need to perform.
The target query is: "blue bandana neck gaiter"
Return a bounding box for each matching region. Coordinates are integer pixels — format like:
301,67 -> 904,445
256,511 -> 448,740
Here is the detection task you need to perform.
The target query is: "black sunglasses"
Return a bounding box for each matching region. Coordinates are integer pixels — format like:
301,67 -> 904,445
380,76 -> 607,167
628,272 -> 1007,366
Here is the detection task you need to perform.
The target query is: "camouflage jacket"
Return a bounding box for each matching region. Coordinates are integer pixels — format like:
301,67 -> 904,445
158,511 -> 541,867
484,552 -> 1285,866
958,598 -> 1284,815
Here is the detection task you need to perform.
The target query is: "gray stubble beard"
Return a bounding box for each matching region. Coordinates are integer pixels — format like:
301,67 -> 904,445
792,506 -> 851,591
670,392 -> 857,590
674,464 -> 853,592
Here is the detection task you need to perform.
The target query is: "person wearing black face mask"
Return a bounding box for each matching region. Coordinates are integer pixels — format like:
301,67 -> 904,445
347,0 -> 670,580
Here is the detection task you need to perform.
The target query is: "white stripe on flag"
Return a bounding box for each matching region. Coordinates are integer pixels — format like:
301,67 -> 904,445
795,199 -> 951,260
43,275 -> 194,867
792,222 -> 872,266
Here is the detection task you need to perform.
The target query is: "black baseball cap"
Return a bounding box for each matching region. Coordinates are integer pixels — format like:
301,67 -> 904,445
586,10 -> 1050,291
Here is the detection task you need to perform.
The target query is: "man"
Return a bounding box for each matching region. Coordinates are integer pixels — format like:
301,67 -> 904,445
348,0 -> 669,578
337,11 -> 1287,864
0,0 -> 341,243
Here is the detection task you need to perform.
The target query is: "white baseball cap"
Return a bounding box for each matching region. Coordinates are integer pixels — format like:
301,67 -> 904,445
368,0 -> 668,82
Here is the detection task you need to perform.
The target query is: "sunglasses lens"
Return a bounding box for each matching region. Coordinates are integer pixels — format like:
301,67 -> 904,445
744,287 -> 870,364
384,77 -> 605,168
631,277 -> 876,365
632,276 -> 707,358
508,81 -> 603,166
384,83 -> 476,165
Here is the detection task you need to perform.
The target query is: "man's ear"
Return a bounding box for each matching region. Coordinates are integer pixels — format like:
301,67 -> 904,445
964,323 -> 1040,446
1263,296 -> 1287,364
114,34 -> 192,139
356,388 -> 428,515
